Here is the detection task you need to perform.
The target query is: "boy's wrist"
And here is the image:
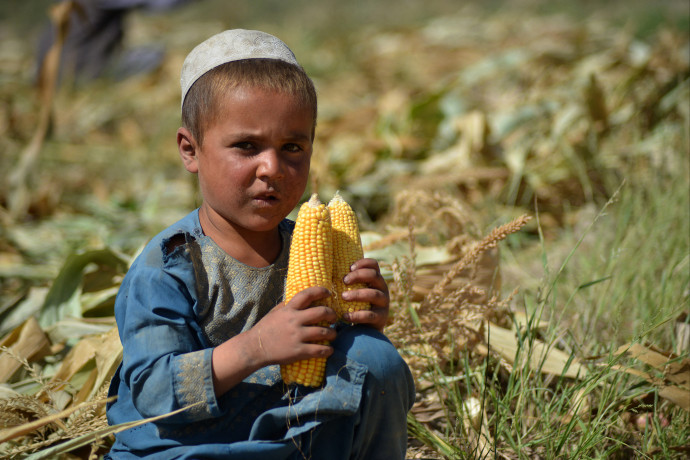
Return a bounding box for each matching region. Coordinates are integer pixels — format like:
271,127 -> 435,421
211,330 -> 265,397
240,327 -> 270,369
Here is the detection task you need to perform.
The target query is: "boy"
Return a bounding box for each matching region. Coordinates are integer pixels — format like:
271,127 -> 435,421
105,29 -> 415,459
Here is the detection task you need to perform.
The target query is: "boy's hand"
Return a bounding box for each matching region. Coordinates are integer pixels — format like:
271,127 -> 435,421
340,258 -> 390,332
251,286 -> 337,366
212,287 -> 335,397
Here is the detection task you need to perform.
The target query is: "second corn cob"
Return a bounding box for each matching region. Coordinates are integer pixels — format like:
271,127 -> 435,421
329,191 -> 370,319
281,193 -> 333,387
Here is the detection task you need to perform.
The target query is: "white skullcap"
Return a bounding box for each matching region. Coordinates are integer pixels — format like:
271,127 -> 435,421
180,29 -> 300,107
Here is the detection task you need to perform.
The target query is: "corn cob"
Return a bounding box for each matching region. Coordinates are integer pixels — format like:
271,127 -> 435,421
328,191 -> 370,319
281,193 -> 333,387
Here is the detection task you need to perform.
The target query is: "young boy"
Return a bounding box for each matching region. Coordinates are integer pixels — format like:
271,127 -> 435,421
105,29 -> 415,459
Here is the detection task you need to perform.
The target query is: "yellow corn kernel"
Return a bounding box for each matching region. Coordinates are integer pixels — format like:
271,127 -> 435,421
281,193 -> 333,387
328,191 -> 369,319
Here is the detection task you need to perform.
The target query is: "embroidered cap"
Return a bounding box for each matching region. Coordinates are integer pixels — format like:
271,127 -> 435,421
180,29 -> 300,107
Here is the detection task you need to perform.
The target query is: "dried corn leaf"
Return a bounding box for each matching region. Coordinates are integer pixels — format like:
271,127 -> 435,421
0,317 -> 52,383
39,249 -> 128,328
511,310 -> 550,334
483,322 -> 587,379
0,288 -> 49,338
411,398 -> 447,423
610,342 -> 690,411
614,343 -> 690,388
363,235 -> 452,280
45,318 -> 115,345
659,386 -> 689,412
42,327 -> 121,406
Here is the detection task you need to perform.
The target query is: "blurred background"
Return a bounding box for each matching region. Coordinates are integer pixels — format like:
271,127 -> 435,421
1,0 -> 688,348
0,1 -> 688,457
1,0 -> 688,352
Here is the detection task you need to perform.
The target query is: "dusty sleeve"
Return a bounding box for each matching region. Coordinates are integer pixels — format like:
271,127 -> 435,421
115,258 -> 224,423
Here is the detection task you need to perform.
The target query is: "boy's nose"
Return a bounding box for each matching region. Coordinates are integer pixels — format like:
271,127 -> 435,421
256,149 -> 283,179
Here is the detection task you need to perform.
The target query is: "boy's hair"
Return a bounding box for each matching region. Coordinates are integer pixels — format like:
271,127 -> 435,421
181,59 -> 317,146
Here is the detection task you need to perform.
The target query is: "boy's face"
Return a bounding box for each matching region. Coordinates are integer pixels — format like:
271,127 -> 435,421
179,86 -> 314,235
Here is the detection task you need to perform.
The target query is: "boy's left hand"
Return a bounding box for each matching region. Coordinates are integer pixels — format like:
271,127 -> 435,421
340,258 -> 389,332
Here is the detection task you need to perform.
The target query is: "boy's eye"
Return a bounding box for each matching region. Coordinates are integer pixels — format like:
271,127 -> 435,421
283,143 -> 303,153
233,142 -> 254,150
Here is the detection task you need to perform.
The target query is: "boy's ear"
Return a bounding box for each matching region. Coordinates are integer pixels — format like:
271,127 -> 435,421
177,127 -> 199,173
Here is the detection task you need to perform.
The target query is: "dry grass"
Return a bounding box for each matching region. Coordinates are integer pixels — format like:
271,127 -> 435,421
0,346 -> 109,458
385,196 -> 531,378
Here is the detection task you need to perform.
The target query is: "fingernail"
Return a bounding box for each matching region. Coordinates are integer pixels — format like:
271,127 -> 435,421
343,275 -> 350,284
350,263 -> 357,271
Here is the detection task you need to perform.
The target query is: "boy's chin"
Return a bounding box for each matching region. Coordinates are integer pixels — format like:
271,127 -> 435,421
235,213 -> 287,233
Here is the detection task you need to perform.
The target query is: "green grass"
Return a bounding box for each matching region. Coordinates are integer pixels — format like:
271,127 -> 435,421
404,161 -> 690,457
538,166 -> 689,350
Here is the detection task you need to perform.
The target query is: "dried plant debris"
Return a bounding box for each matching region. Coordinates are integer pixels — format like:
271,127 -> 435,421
386,212 -> 531,377
610,343 -> 690,412
0,326 -> 119,458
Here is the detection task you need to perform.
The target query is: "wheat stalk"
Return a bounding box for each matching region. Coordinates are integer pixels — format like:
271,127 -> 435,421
421,214 -> 531,310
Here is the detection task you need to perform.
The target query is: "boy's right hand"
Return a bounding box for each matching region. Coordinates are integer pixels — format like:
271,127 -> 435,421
251,286 -> 337,366
212,287 -> 335,397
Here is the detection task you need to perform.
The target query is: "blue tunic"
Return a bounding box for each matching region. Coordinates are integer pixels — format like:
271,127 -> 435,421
106,209 -> 414,459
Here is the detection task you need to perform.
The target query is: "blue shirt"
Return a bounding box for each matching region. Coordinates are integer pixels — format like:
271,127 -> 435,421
106,209 -> 368,459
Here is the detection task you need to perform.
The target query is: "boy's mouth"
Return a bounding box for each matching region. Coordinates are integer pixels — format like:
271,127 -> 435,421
253,192 -> 279,205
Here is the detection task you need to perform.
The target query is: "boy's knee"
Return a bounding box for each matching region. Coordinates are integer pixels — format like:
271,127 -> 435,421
333,325 -> 414,395
328,325 -> 414,459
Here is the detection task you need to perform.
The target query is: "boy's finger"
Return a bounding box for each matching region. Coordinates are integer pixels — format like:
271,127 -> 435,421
350,258 -> 380,270
343,268 -> 386,290
299,305 -> 338,325
343,309 -> 377,322
288,286 -> 331,310
293,343 -> 334,361
341,287 -> 388,306
301,324 -> 337,343
341,308 -> 385,329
